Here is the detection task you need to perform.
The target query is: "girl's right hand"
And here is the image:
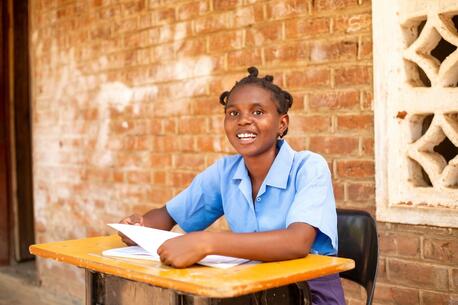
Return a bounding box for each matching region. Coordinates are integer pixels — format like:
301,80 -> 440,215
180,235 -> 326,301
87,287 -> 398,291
118,214 -> 145,245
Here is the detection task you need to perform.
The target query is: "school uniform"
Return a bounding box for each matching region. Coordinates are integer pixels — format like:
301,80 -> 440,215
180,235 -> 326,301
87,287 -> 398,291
166,140 -> 346,305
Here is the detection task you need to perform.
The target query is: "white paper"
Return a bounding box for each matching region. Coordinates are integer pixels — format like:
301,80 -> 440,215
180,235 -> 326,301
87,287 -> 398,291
104,224 -> 250,269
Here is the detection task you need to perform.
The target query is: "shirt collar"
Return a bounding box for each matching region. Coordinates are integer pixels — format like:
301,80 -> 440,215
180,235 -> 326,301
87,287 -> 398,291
232,140 -> 295,189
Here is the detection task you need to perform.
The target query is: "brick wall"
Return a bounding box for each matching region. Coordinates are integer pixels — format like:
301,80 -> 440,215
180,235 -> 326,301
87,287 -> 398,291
29,0 -> 457,304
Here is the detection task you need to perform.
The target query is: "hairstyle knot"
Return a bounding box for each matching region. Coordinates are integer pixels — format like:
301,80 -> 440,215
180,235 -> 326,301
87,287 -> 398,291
247,66 -> 258,78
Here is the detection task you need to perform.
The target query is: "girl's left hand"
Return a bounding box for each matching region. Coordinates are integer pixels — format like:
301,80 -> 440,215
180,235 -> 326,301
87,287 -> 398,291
157,232 -> 210,268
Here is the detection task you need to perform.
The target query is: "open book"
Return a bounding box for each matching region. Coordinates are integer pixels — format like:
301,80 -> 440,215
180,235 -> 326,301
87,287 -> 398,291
103,224 -> 250,269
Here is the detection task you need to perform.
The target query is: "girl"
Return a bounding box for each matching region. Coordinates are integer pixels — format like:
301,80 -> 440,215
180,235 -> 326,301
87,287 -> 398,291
120,67 -> 346,305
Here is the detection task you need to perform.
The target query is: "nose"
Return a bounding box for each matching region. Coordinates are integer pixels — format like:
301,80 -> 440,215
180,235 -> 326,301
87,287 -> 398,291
237,112 -> 253,126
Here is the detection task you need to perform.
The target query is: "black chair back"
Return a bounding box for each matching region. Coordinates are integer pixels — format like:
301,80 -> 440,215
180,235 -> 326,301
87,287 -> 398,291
337,209 -> 378,305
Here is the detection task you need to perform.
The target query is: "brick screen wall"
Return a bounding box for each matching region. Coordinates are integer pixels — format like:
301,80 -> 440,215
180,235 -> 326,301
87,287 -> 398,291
29,0 -> 457,304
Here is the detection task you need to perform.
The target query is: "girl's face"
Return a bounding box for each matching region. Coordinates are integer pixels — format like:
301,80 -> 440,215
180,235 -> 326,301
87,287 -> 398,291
224,84 -> 288,158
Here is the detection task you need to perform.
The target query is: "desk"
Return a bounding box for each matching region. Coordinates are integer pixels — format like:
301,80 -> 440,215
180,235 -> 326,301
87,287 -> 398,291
30,235 -> 354,305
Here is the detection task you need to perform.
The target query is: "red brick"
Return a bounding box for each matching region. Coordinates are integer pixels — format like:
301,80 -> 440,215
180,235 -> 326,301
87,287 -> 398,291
196,135 -> 229,153
359,36 -> 372,59
452,268 -> 458,291
310,40 -> 357,62
159,22 -> 191,43
373,284 -> 419,305
227,48 -> 263,69
179,135 -> 196,153
266,0 -> 308,19
154,7 -> 176,25
334,66 -> 372,87
208,30 -> 244,53
423,237 -> 458,265
175,37 -> 206,57
122,135 -> 151,151
309,136 -> 358,155
264,41 -> 310,65
159,118 -> 177,135
178,117 -> 208,134
421,291 -> 458,305
113,170 -> 124,183
347,182 -> 375,202
170,171 -> 197,187
285,17 -> 330,39
174,154 -> 206,170
286,68 -> 331,89
209,74 -> 244,95
361,90 -> 373,110
377,257 -> 387,282
151,170 -> 166,185
176,1 -> 209,21
336,160 -> 374,178
313,0 -> 358,11
209,116 -> 224,133
153,136 -> 181,152
213,0 -> 243,11
361,137 -> 373,156
333,182 -> 344,201
194,13 -> 233,34
285,136 -> 306,151
246,21 -> 283,47
234,5 -> 264,27
150,153 -> 172,167
150,44 -> 175,63
387,258 -> 449,291
289,93 -> 305,112
289,115 -> 331,133
117,152 -> 151,168
126,170 -> 151,184
154,100 -> 190,117
191,98 -> 223,116
85,167 -> 113,183
308,90 -> 359,111
337,114 -> 373,131
379,232 -> 420,258
117,185 -> 151,205
334,13 -> 372,33
149,186 -> 174,204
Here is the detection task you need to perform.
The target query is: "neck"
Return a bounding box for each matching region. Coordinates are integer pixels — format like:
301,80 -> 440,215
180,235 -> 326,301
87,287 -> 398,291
243,145 -> 278,182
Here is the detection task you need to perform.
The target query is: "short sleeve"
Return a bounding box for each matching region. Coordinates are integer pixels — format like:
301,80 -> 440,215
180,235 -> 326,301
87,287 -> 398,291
286,154 -> 338,255
166,162 -> 224,232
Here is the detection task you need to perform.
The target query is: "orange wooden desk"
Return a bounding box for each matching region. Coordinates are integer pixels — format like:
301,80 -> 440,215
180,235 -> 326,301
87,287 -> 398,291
30,235 -> 354,305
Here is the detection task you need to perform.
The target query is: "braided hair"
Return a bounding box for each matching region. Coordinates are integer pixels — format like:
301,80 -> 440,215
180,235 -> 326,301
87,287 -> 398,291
219,67 -> 293,137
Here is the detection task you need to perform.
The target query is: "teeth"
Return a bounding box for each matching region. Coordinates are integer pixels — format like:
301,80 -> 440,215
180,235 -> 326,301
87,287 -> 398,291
237,133 -> 256,139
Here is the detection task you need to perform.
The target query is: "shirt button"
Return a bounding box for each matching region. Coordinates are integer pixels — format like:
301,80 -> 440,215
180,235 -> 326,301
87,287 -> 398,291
256,197 -> 261,202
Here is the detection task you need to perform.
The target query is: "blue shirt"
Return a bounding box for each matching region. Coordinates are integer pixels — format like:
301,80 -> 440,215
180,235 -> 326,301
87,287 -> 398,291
166,140 -> 338,255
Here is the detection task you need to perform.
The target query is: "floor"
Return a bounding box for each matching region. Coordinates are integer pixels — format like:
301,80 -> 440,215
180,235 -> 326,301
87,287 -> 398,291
0,261 -> 80,305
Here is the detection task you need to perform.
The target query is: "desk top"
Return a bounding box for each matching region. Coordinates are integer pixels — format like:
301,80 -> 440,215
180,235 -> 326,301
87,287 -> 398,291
30,235 -> 354,298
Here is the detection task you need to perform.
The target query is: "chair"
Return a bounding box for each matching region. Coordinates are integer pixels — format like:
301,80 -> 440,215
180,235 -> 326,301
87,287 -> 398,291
337,209 -> 379,305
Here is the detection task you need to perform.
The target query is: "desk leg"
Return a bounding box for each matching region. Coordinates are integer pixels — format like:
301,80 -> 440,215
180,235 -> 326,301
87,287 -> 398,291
85,270 -> 105,305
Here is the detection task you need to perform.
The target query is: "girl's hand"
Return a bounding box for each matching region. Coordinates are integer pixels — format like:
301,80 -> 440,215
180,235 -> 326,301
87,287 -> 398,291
157,232 -> 210,268
118,214 -> 144,245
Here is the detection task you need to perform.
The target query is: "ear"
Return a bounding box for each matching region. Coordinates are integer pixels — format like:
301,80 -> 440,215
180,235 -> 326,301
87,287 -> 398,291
279,114 -> 289,136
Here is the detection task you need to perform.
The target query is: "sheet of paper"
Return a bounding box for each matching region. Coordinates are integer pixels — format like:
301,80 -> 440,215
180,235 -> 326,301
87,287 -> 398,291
106,224 -> 250,269
103,246 -> 158,260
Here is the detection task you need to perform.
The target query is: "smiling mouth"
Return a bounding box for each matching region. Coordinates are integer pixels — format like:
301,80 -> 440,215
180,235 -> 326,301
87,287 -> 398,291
236,132 -> 257,142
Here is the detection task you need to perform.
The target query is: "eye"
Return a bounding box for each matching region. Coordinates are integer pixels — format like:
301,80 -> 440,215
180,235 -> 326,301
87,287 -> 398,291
253,110 -> 263,116
227,110 -> 239,117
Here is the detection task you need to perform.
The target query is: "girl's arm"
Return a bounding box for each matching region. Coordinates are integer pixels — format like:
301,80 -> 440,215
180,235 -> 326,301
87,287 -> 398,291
157,222 -> 316,268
